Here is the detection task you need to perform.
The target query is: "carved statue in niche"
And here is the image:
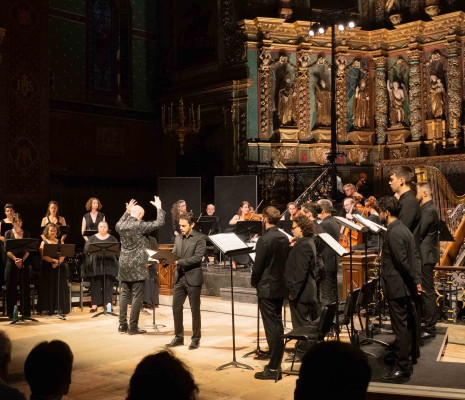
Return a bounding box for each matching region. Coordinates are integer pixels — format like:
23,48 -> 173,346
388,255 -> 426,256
352,78 -> 369,129
386,0 -> 400,13
387,79 -> 407,127
315,79 -> 331,127
278,72 -> 297,126
429,75 -> 445,118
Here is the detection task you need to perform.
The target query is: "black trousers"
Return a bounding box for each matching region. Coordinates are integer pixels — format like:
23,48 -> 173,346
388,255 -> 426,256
172,275 -> 201,341
289,300 -> 318,357
421,263 -> 437,335
90,275 -> 114,306
5,260 -> 31,317
258,297 -> 284,370
388,296 -> 416,373
320,271 -> 337,306
119,280 -> 144,330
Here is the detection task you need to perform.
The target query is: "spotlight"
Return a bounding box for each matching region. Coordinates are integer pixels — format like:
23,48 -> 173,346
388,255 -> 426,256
318,25 -> 326,34
309,29 -> 315,36
338,24 -> 345,31
348,21 -> 355,29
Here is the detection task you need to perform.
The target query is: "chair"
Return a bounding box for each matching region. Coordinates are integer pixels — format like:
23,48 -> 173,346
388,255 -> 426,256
281,302 -> 337,377
339,288 -> 361,342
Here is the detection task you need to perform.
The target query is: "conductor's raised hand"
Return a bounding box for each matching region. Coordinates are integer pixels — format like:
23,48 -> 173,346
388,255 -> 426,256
150,196 -> 162,209
126,199 -> 137,213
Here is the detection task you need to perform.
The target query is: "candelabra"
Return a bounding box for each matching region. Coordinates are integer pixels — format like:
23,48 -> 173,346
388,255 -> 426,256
162,99 -> 200,155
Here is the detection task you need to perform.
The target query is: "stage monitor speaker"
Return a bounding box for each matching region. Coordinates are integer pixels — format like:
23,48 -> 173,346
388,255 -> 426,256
215,176 -> 257,232
158,177 -> 201,244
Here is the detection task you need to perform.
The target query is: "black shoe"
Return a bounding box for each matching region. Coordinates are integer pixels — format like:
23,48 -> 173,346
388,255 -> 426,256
379,369 -> 410,384
254,366 -> 282,381
90,308 -> 98,313
188,340 -> 200,350
118,324 -> 128,333
127,328 -> 146,335
165,338 -> 184,348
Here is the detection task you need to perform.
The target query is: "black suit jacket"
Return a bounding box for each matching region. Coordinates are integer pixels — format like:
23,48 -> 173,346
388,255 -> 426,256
172,229 -> 206,287
284,237 -> 318,304
398,190 -> 420,233
318,215 -> 340,272
414,200 -> 440,265
252,226 -> 289,299
381,219 -> 419,300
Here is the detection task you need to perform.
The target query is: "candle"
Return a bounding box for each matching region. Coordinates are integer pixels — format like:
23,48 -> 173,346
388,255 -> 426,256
442,120 -> 445,130
454,119 -> 457,129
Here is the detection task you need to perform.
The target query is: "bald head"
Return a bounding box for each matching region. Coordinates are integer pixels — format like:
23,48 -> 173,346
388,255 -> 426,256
131,205 -> 145,221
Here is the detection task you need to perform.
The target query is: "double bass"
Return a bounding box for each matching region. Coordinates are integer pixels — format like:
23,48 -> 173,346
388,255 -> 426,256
339,196 -> 375,250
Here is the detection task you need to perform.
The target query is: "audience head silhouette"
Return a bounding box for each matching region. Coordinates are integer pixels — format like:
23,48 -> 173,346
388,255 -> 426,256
127,351 -> 198,400
295,341 -> 371,400
24,340 -> 73,399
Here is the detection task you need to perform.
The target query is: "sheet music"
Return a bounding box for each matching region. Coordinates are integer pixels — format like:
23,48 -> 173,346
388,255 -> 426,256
352,214 -> 385,233
247,243 -> 256,262
334,216 -> 363,232
278,228 -> 293,240
208,233 -> 250,254
317,232 -> 350,257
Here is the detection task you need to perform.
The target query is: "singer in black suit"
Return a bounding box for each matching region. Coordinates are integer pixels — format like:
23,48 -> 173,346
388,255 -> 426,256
165,213 -> 206,350
252,206 -> 290,380
317,199 -> 341,306
378,197 -> 421,384
284,215 -> 318,362
415,182 -> 440,338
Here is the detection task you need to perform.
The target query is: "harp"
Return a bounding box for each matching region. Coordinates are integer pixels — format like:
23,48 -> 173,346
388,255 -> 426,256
415,165 -> 465,266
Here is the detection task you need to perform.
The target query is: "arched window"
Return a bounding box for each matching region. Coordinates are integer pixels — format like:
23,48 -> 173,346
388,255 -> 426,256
87,0 -> 132,106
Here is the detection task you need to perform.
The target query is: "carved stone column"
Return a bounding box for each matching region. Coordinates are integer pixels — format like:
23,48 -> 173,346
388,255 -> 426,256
297,49 -> 310,140
336,55 -> 347,142
258,47 -> 273,139
408,49 -> 423,141
374,56 -> 388,144
446,38 -> 461,138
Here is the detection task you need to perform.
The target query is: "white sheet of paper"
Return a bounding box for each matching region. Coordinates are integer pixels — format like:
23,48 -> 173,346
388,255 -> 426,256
278,228 -> 293,240
208,233 -> 250,254
352,214 -> 385,233
334,216 -> 363,232
317,232 -> 350,257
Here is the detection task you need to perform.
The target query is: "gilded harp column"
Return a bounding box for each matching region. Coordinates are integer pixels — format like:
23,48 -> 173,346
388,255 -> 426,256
446,39 -> 461,138
409,49 -> 423,141
374,56 -> 388,144
259,47 -> 273,139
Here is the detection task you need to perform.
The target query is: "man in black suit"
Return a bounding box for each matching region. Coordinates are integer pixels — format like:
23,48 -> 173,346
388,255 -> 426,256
252,206 -> 289,380
165,212 -> 206,350
378,197 -> 421,383
284,215 -> 318,362
415,181 -> 440,339
317,199 -> 340,305
389,166 -> 420,233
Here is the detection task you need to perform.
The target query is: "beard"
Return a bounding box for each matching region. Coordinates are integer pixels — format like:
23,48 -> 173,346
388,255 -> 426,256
380,217 -> 387,225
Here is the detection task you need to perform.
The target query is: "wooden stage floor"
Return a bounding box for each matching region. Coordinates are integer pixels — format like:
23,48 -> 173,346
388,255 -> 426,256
3,298 -> 465,400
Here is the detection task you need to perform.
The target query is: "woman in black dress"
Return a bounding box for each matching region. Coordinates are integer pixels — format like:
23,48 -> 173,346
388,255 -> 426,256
81,197 -> 105,241
0,203 -> 15,288
41,201 -> 67,243
4,213 -> 31,318
85,221 -> 118,312
38,223 -> 70,315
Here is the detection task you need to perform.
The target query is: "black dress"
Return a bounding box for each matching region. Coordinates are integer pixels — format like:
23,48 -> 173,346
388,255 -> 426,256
42,216 -> 64,240
4,229 -> 31,317
85,234 -> 118,306
37,240 -> 70,315
83,212 -> 105,232
0,220 -> 13,287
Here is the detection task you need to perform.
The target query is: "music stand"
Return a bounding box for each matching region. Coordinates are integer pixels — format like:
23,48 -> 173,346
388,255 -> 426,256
195,220 -> 215,236
438,219 -> 454,242
87,242 -> 120,317
243,294 -> 269,359
236,221 -> 262,238
43,243 -> 75,320
277,220 -> 293,236
209,233 -> 254,371
5,238 -> 40,324
83,230 -> 98,237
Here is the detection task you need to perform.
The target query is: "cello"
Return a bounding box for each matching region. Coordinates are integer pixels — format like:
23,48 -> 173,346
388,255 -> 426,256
339,196 -> 375,250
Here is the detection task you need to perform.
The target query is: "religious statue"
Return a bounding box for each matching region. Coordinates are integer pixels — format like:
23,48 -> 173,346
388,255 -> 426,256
386,0 -> 399,13
315,79 -> 331,127
352,78 -> 369,129
278,72 -> 297,126
387,79 -> 406,127
429,75 -> 445,118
